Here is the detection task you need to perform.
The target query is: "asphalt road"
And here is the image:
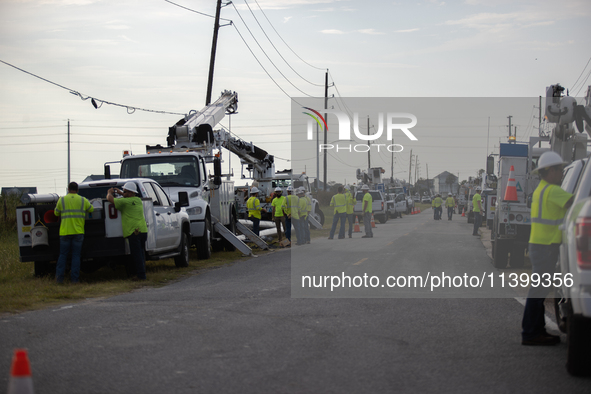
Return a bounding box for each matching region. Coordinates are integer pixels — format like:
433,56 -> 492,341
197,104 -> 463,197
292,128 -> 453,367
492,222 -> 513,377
1,211 -> 590,393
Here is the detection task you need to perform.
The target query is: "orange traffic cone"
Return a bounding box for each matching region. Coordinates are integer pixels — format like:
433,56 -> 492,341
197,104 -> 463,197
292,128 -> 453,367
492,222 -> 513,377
8,349 -> 34,394
417,208 -> 421,213
353,216 -> 361,233
461,207 -> 465,217
504,165 -> 518,201
371,214 -> 376,228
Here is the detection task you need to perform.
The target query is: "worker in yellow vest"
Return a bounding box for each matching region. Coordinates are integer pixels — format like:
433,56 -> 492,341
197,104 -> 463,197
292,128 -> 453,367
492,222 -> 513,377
271,187 -> 288,243
433,194 -> 443,220
329,186 -> 347,239
297,188 -> 310,245
445,193 -> 455,220
286,186 -> 304,245
246,187 -> 266,236
472,188 -> 482,235
361,185 -> 373,238
522,151 -> 573,346
54,182 -> 94,284
344,185 -> 355,238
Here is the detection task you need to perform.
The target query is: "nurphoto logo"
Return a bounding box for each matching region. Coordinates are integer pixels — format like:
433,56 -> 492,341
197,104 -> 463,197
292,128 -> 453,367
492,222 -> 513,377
302,107 -> 418,153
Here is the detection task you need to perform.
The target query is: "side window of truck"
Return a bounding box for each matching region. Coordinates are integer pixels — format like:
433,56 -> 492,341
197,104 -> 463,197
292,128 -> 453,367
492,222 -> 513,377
153,183 -> 172,207
143,182 -> 161,206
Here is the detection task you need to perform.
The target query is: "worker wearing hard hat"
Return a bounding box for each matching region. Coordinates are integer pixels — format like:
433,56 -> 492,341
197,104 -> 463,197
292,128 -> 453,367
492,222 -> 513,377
247,187 -> 266,236
107,182 -> 148,280
361,185 -> 373,238
286,186 -> 304,245
445,193 -> 455,220
433,194 -> 443,220
303,187 -> 313,244
328,186 -> 347,239
344,185 -> 355,238
522,151 -> 573,346
271,187 -> 288,243
54,181 -> 94,284
297,188 -> 310,245
472,187 -> 483,235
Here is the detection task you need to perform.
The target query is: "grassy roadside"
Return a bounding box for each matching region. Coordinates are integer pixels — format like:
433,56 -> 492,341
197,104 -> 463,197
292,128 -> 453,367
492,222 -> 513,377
0,229 -> 268,315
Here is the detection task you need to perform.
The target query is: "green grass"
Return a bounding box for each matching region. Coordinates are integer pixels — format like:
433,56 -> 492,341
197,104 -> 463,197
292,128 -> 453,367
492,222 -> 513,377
0,229 -> 268,315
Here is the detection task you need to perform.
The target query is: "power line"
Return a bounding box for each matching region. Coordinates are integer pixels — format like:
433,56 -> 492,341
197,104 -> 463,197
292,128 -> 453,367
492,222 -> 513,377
570,55 -> 591,93
0,59 -> 185,116
163,0 -> 232,21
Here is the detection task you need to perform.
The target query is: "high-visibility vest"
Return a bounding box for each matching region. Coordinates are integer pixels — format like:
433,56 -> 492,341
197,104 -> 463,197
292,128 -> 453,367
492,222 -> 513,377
345,191 -> 354,214
362,192 -> 373,213
287,195 -> 300,219
298,197 -> 308,218
472,193 -> 481,212
54,193 -> 93,236
445,197 -> 455,208
529,179 -> 573,245
271,196 -> 287,217
247,196 -> 261,219
306,196 -> 312,215
433,197 -> 442,207
330,193 -> 347,214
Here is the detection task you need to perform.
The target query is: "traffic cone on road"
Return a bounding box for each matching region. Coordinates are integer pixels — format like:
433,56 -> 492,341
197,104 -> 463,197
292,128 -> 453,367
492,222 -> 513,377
417,208 -> 421,213
461,207 -> 465,217
353,216 -> 361,233
8,349 -> 34,394
504,165 -> 519,201
371,214 -> 376,228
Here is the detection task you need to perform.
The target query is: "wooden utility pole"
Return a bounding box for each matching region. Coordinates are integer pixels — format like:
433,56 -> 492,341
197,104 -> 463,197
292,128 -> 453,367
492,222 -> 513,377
408,150 -> 413,185
205,0 -> 223,106
367,117 -> 371,169
67,119 -> 70,185
323,70 -> 328,190
507,115 -> 513,140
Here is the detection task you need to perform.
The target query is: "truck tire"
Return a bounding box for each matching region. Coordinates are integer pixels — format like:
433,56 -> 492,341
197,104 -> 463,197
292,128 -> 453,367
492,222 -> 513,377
509,243 -> 525,268
174,232 -> 190,268
553,293 -> 568,334
493,238 -> 509,268
34,261 -> 54,278
196,216 -> 212,260
377,214 -> 387,224
566,310 -> 591,376
313,206 -> 325,226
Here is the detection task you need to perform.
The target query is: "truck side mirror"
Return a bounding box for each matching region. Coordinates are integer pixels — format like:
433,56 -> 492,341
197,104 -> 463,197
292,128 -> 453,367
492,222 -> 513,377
175,191 -> 190,212
104,164 -> 111,180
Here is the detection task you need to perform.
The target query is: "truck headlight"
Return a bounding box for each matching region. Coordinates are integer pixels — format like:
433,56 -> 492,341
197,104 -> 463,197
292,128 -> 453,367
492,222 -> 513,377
185,207 -> 202,216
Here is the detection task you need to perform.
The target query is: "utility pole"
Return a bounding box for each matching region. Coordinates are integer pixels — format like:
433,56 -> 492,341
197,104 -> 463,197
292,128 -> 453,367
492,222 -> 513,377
67,119 -> 70,185
205,0 -> 223,106
367,116 -> 371,170
426,163 -> 429,194
408,150 -> 413,185
507,115 -> 513,141
538,96 -> 542,147
323,70 -> 328,191
415,155 -> 418,186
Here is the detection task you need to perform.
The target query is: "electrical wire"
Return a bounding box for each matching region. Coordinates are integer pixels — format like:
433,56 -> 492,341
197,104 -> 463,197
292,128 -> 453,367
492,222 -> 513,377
570,56 -> 591,93
163,0 -> 232,21
0,59 -> 185,116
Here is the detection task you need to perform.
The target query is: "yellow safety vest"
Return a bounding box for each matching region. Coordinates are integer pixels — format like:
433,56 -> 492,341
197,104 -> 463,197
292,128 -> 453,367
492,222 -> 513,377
472,193 -> 481,212
330,193 -> 347,214
433,197 -> 442,207
445,197 -> 455,208
529,179 -> 573,245
345,191 -> 354,214
54,193 -> 93,236
362,193 -> 373,213
306,196 -> 312,215
272,196 -> 287,217
287,194 -> 300,219
247,196 -> 261,219
298,197 -> 308,218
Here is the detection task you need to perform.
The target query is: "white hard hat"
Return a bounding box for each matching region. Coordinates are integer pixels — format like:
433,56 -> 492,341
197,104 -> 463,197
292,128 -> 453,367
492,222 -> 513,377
296,188 -> 304,195
286,186 -> 293,191
448,193 -> 452,196
274,187 -> 282,192
361,184 -> 369,190
122,182 -> 138,193
475,186 -> 481,191
536,151 -> 566,172
250,187 -> 259,194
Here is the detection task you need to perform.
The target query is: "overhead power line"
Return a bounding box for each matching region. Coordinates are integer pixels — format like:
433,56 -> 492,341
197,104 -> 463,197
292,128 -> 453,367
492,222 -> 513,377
163,0 -> 232,21
0,59 -> 185,116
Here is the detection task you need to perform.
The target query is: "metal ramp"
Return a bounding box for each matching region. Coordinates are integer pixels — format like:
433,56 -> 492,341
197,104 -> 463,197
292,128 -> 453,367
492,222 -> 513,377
212,217 -> 253,256
236,221 -> 269,250
308,214 -> 323,229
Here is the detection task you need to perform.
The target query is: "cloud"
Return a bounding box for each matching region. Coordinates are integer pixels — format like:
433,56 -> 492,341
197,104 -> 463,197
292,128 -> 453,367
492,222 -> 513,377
394,28 -> 420,33
236,0 -> 347,10
320,29 -> 345,34
283,16 -> 292,23
357,29 -> 385,35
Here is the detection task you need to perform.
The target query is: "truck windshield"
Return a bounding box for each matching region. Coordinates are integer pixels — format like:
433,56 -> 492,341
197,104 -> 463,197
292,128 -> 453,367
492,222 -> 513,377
121,156 -> 200,188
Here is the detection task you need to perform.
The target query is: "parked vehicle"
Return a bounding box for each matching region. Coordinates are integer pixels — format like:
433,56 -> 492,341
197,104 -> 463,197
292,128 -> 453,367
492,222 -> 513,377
354,190 -> 387,223
555,158 -> 591,376
17,178 -> 191,277
421,196 -> 431,204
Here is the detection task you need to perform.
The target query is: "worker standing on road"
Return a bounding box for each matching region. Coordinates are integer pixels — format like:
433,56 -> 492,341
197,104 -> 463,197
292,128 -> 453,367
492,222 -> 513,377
433,194 -> 443,220
361,185 -> 373,238
107,182 -> 148,281
344,185 -> 355,238
446,193 -> 455,220
271,187 -> 288,243
247,187 -> 266,236
472,187 -> 483,236
303,187 -> 313,244
54,182 -> 94,284
297,188 -> 310,245
328,186 -> 347,239
522,151 -> 573,346
287,186 -> 303,245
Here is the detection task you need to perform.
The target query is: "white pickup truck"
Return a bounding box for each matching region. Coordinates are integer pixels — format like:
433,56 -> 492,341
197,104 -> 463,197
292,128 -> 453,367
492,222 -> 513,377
17,178 -> 191,277
354,190 -> 388,223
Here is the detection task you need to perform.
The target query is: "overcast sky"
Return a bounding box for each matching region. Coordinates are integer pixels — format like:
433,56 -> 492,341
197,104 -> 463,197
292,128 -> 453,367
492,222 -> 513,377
1,0 -> 590,194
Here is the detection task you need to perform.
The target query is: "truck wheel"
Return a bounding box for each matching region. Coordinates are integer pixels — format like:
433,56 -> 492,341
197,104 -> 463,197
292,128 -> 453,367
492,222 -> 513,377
196,216 -> 212,260
493,239 -> 509,268
377,214 -> 387,224
174,232 -> 190,268
34,261 -> 53,278
509,243 -> 525,268
566,310 -> 591,376
313,206 -> 325,226
223,212 -> 237,252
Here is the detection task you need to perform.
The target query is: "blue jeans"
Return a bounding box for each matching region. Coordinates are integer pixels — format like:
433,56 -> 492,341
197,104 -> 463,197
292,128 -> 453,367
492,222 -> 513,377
473,212 -> 482,234
346,214 -> 355,237
522,243 -> 559,340
329,212 -> 347,239
56,234 -> 84,283
447,207 -> 454,220
363,212 -> 373,237
127,232 -> 147,280
293,218 -> 305,244
250,217 -> 260,236
285,217 -> 292,241
301,216 -> 311,243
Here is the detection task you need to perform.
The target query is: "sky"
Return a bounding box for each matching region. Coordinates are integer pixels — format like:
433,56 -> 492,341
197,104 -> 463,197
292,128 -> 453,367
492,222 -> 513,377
1,0 -> 590,194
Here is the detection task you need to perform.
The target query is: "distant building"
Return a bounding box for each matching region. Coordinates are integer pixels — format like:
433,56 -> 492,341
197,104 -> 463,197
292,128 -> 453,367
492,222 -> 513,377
433,171 -> 459,195
1,187 -> 37,196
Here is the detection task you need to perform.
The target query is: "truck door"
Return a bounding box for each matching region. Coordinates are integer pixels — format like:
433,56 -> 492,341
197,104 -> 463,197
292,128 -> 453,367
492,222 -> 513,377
142,182 -> 171,251
152,182 -> 180,249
